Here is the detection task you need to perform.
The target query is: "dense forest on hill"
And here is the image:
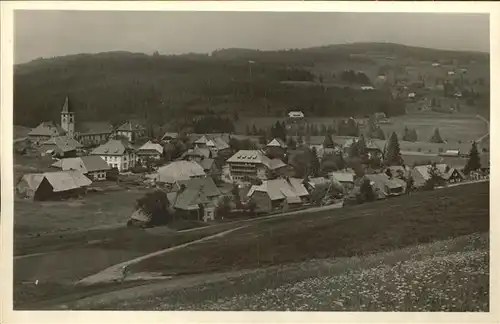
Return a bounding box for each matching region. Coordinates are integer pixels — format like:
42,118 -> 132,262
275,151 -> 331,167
14,43 -> 489,128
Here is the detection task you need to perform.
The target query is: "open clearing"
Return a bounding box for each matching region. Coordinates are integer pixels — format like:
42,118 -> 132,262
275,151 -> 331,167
236,112 -> 486,145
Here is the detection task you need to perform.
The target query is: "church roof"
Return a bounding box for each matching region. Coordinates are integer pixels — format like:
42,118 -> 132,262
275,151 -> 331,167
61,96 -> 73,113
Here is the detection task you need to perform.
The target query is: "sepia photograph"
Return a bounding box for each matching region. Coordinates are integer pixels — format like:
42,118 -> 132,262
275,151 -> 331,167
1,2 -> 498,322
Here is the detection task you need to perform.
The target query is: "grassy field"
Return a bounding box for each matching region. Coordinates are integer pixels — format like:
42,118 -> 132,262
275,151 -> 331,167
236,112 -> 487,145
379,113 -> 487,144
129,182 -> 489,276
14,188 -> 147,238
85,233 -> 488,311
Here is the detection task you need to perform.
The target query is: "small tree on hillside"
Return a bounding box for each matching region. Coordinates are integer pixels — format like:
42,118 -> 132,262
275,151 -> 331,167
429,128 -> 444,143
366,116 -> 378,139
360,179 -> 375,203
464,141 -> 481,174
231,183 -> 243,209
135,190 -> 171,226
309,147 -> 320,177
424,163 -> 445,190
385,132 -> 403,166
374,127 -> 386,140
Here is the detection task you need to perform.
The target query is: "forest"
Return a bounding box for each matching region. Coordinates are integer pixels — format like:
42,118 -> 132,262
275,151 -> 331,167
14,42 -> 489,129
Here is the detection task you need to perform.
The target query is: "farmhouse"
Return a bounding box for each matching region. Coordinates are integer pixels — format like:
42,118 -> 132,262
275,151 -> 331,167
266,138 -> 287,157
197,158 -> 220,178
90,139 -> 137,172
329,171 -> 355,192
155,161 -> 206,184
364,173 -> 406,199
411,164 -> 465,188
247,178 -> 309,213
41,136 -> 82,158
193,135 -> 209,149
167,178 -> 220,222
181,148 -> 212,163
16,170 -> 92,201
136,141 -> 163,161
206,137 -> 231,156
226,150 -> 287,183
51,156 -> 111,181
115,121 -> 146,142
28,121 -> 66,144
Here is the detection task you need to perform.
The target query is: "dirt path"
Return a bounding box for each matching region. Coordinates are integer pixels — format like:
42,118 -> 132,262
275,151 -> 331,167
476,114 -> 489,143
77,225 -> 249,285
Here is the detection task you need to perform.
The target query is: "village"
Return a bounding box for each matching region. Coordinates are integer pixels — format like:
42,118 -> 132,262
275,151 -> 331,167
14,95 -> 490,229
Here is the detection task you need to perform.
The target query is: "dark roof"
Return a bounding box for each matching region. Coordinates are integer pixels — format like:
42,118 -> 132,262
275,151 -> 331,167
198,158 -> 216,171
169,178 -> 221,210
76,121 -> 113,135
91,139 -> 134,155
42,136 -> 82,152
116,121 -> 146,132
28,121 -> 66,137
176,177 -> 220,197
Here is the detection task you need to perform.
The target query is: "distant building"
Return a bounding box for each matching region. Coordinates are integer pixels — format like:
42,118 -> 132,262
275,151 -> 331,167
288,111 -> 305,119
266,138 -> 287,157
16,170 -> 92,201
60,96 -> 76,138
247,178 -> 309,213
161,132 -> 179,143
51,156 -> 111,181
181,148 -> 212,163
166,177 -> 221,222
360,86 -> 375,91
197,158 -> 220,179
115,121 -> 146,142
432,62 -> 441,67
206,137 -> 231,157
28,121 -> 66,144
90,139 -> 137,172
41,135 -> 82,158
226,150 -> 286,183
447,71 -> 455,76
411,164 -> 465,187
136,141 -> 163,161
155,161 -> 206,184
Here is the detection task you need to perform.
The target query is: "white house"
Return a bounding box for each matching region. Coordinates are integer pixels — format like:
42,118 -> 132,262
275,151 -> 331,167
288,111 -> 305,119
90,139 -> 136,172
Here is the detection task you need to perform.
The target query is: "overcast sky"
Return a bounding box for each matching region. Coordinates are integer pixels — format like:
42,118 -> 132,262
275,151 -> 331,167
14,11 -> 489,64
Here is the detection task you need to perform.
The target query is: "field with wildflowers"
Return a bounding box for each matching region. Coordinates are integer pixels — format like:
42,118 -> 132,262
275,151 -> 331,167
68,233 -> 489,311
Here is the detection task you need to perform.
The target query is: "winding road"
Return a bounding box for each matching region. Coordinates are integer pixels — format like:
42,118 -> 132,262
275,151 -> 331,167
475,114 -> 489,143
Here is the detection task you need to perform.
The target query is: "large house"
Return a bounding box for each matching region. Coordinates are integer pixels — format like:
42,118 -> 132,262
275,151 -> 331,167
288,111 -> 305,119
226,150 -> 287,183
90,139 -> 136,172
166,177 -> 221,222
28,121 -> 66,144
181,148 -> 212,163
411,164 -> 465,188
155,161 -> 206,184
51,156 -> 111,181
266,138 -> 287,158
41,136 -> 82,158
16,170 -> 92,201
364,173 -> 406,199
247,178 -> 309,213
206,137 -> 231,157
136,141 -> 163,162
115,121 -> 146,142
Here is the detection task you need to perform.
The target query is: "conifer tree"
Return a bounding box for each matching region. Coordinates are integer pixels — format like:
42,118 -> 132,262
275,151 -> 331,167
385,132 -> 403,166
430,128 -> 444,143
464,141 -> 481,174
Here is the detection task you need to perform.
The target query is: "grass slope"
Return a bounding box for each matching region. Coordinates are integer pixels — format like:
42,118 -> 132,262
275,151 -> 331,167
130,182 -> 489,276
87,233 -> 488,311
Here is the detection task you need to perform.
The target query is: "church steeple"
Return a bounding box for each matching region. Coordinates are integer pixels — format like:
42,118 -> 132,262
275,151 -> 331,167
61,95 -> 75,138
61,95 -> 72,113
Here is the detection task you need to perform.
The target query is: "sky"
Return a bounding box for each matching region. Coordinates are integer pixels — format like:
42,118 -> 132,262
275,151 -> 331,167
14,11 -> 490,64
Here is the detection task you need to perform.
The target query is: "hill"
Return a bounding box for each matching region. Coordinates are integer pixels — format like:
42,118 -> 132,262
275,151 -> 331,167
14,42 -> 489,128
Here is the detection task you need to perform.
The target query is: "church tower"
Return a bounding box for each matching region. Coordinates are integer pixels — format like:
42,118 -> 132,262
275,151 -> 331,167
61,96 -> 75,138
